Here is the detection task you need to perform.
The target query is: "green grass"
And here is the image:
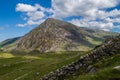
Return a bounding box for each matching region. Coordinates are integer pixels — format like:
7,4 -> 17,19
0,52 -> 119,80
85,36 -> 102,45
70,54 -> 120,80
0,51 -> 84,80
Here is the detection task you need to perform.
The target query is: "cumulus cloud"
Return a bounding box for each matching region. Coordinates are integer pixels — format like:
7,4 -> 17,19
16,3 -> 37,12
51,0 -> 120,31
27,11 -> 44,20
70,18 -> 114,31
52,0 -> 119,18
17,19 -> 45,27
16,3 -> 52,27
16,0 -> 120,31
70,9 -> 120,31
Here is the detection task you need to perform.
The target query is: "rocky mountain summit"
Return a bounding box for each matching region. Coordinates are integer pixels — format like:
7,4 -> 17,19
16,18 -> 90,52
41,34 -> 120,80
14,18 -> 118,52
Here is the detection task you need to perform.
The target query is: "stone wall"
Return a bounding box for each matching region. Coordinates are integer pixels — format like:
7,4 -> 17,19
41,35 -> 120,80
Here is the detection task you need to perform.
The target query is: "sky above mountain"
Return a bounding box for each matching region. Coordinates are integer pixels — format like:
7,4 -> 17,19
0,0 -> 120,41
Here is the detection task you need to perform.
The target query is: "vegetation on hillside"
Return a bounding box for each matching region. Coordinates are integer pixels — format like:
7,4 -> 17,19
0,51 -> 84,80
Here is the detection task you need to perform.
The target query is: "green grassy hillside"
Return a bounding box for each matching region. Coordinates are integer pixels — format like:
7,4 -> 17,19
0,51 -> 119,80
0,37 -> 20,51
0,37 -> 20,47
0,51 -> 84,80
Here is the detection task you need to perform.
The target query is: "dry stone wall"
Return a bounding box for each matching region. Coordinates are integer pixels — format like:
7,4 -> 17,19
41,35 -> 120,80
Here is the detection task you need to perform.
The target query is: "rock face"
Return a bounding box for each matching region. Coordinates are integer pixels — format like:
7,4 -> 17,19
15,18 -> 118,52
41,35 -> 120,80
16,18 -> 89,52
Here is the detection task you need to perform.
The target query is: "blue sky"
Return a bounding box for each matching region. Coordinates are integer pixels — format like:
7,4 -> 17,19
0,0 -> 51,41
0,0 -> 120,41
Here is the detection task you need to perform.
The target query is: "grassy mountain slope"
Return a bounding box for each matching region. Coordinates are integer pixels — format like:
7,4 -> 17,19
0,37 -> 20,47
0,51 -> 84,80
81,27 -> 118,45
0,52 -> 119,80
0,37 -> 20,51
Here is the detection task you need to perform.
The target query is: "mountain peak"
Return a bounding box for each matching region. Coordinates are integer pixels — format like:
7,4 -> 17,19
46,18 -> 55,21
15,18 -> 118,53
44,18 -> 65,24
40,18 -> 68,29
45,18 -> 58,23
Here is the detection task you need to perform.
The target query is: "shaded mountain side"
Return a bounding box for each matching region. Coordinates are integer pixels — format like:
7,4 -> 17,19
41,34 -> 120,80
0,37 -> 20,48
0,37 -> 20,51
0,37 -> 20,47
80,27 -> 118,42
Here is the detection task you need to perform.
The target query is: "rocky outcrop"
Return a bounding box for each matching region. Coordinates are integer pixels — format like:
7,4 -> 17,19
40,35 -> 120,80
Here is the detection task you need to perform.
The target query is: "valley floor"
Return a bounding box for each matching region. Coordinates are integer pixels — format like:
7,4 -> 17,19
0,51 -> 83,80
0,51 -> 119,80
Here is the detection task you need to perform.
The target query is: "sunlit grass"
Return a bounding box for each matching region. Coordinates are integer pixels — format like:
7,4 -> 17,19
22,56 -> 41,59
0,53 -> 15,58
0,53 -> 41,59
0,51 -> 84,80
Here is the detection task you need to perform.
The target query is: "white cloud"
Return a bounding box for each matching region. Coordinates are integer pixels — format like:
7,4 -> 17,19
27,11 -> 45,20
16,0 -> 120,31
17,19 -> 45,27
52,0 -> 120,18
16,3 -> 37,12
16,3 -> 52,27
16,24 -> 25,27
51,0 -> 120,31
71,18 -> 114,31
